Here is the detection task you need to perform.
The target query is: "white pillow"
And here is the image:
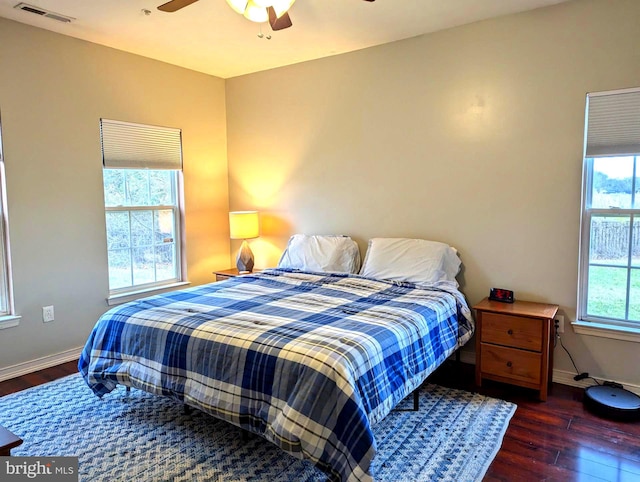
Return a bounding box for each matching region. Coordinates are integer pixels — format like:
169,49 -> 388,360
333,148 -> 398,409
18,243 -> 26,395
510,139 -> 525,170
360,238 -> 461,285
277,235 -> 361,274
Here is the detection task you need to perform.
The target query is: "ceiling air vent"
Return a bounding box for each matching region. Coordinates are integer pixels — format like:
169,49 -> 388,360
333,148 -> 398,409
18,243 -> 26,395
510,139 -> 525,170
13,3 -> 75,23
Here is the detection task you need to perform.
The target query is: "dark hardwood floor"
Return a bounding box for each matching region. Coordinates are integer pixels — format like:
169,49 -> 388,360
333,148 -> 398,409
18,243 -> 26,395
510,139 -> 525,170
0,360 -> 638,481
0,361 -> 79,398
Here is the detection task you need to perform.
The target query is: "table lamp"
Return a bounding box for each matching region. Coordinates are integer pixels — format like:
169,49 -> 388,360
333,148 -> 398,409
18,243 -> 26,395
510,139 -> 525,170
229,211 -> 260,273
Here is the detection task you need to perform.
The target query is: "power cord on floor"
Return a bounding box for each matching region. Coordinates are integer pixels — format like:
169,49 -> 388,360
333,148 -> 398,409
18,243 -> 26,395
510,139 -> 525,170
555,328 -> 601,386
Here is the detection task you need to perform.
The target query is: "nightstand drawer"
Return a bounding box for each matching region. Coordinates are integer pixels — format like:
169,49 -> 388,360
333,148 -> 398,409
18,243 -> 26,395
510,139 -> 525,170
481,312 -> 543,351
480,343 -> 541,385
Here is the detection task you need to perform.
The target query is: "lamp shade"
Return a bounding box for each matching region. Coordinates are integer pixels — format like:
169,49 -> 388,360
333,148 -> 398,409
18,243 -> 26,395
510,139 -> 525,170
229,211 -> 260,240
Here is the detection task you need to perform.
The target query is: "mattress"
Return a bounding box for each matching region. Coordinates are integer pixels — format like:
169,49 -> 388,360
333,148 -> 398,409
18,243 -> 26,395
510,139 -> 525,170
79,269 -> 474,481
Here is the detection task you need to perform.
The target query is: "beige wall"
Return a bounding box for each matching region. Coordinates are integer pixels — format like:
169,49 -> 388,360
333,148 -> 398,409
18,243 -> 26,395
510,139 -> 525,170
0,18 -> 229,370
226,0 -> 640,386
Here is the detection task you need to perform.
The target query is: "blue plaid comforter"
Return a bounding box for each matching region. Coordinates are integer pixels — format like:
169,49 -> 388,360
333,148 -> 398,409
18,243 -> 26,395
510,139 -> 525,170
79,269 -> 474,481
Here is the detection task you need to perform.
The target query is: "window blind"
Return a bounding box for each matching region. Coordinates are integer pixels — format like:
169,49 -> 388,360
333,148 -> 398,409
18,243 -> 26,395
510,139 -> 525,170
586,88 -> 640,158
100,119 -> 183,170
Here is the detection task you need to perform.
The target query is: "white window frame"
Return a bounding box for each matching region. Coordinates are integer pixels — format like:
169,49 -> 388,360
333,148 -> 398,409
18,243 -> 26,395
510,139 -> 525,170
576,87 -> 640,341
100,119 -> 188,304
0,111 -> 20,328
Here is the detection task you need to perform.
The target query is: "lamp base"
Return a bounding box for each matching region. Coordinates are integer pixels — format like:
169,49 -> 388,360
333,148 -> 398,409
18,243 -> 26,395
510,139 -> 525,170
236,240 -> 255,273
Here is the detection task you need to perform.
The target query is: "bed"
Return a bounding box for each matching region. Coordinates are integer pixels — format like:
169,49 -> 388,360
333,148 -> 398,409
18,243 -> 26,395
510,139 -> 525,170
79,236 -> 474,481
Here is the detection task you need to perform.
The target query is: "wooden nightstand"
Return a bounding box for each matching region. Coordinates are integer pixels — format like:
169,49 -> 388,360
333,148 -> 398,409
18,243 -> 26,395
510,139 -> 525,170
474,297 -> 558,401
213,268 -> 261,282
214,268 -> 243,281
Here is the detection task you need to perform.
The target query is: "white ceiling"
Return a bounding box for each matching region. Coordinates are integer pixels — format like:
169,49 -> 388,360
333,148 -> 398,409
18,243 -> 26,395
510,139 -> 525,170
0,0 -> 568,79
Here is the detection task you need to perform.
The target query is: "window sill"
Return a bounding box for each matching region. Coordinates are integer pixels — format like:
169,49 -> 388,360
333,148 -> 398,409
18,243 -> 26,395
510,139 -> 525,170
572,320 -> 640,343
107,281 -> 191,306
0,315 -> 21,330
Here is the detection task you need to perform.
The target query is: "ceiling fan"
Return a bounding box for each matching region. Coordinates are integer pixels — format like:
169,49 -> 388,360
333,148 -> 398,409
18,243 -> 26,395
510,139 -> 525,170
157,0 -> 375,32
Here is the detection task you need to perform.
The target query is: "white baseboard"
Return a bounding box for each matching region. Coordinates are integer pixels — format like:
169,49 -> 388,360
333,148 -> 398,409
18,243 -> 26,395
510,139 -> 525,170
551,368 -> 640,396
458,350 -> 476,365
0,346 -> 82,383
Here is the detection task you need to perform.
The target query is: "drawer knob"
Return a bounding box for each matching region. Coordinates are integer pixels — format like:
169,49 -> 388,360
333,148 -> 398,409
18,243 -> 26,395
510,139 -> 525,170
506,361 -> 513,367
507,329 -> 513,335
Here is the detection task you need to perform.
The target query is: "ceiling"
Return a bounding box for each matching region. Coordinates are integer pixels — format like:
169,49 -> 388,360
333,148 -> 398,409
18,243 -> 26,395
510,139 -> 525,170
0,0 -> 568,79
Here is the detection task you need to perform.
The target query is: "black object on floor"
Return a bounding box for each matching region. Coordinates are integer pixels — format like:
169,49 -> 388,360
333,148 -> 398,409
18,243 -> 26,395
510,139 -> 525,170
584,384 -> 640,422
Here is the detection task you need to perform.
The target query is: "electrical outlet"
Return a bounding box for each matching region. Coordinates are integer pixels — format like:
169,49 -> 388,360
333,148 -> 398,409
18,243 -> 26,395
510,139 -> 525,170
42,305 -> 55,323
555,315 -> 564,334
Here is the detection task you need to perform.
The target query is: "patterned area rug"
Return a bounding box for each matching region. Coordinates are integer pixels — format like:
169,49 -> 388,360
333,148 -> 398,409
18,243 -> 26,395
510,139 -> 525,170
0,374 -> 515,481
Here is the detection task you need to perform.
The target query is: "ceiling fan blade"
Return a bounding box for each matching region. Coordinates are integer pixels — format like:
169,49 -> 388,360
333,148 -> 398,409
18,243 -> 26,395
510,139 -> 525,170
268,7 -> 292,31
157,0 -> 199,13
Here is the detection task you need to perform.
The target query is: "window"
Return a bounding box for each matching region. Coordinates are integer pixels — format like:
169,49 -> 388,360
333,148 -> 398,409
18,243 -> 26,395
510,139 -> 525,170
100,119 -> 185,299
578,88 -> 640,329
0,111 -> 18,327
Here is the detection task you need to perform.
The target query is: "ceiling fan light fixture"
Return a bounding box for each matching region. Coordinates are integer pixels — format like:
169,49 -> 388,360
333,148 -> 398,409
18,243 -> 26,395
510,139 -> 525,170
272,0 -> 295,18
252,0 -> 274,7
243,0 -> 268,23
226,0 -> 248,15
